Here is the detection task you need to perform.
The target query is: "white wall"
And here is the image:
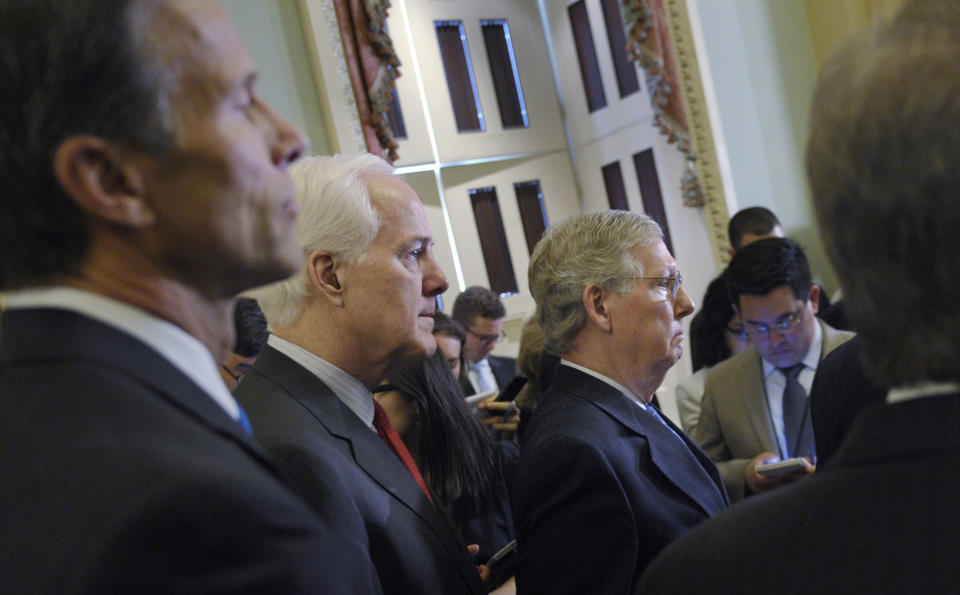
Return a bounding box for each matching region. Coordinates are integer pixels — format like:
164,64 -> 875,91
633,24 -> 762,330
220,0 -> 333,155
691,0 -> 837,293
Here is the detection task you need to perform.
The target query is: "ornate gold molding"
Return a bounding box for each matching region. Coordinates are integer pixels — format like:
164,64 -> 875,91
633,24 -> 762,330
660,0 -> 732,269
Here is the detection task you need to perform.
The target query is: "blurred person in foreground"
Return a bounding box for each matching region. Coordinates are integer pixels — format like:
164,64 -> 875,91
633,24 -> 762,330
638,2 -> 960,592
0,0 -> 378,592
515,211 -> 728,594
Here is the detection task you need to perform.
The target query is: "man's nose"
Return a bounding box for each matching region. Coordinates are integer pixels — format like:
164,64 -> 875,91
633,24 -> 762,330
675,286 -> 695,318
422,255 -> 448,297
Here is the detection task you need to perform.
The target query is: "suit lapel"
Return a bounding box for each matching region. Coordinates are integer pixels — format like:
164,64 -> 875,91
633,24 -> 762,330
488,356 -> 514,389
560,368 -> 728,515
252,346 -> 479,589
819,320 -> 854,360
731,349 -> 782,457
0,308 -> 278,471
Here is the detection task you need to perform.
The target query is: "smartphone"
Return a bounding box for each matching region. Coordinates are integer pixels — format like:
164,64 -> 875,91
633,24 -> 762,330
755,457 -> 813,478
494,375 -> 526,402
485,539 -> 517,567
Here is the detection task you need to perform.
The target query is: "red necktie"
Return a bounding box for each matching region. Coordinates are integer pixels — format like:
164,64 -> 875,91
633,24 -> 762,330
372,401 -> 434,505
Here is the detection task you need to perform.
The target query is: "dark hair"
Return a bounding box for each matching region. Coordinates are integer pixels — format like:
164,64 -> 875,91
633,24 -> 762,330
724,237 -> 812,308
432,311 -> 465,345
689,274 -> 738,372
451,286 -> 506,328
232,298 -> 269,357
386,350 -> 497,516
0,0 -> 171,289
807,0 -> 960,386
727,207 -> 781,251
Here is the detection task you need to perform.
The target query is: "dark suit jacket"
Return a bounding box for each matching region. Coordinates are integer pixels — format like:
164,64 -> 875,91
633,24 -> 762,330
514,366 -> 729,595
809,336 -> 886,466
637,394 -> 960,594
234,345 -> 486,595
0,308 -> 380,594
461,355 -> 517,396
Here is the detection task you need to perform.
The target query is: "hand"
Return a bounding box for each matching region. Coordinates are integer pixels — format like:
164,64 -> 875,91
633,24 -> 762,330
468,543 -> 491,583
778,457 -> 816,484
745,452 -> 784,494
478,398 -> 520,433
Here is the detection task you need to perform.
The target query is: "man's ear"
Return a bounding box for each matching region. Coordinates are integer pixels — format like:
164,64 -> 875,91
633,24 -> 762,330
53,135 -> 155,227
807,284 -> 821,315
582,284 -> 612,332
307,250 -> 344,305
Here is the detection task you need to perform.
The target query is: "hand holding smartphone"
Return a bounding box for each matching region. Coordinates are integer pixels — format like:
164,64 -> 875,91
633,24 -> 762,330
755,457 -> 813,478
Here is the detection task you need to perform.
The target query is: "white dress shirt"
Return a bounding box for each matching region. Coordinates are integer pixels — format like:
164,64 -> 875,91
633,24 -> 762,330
887,382 -> 960,404
760,321 -> 823,459
468,357 -> 500,394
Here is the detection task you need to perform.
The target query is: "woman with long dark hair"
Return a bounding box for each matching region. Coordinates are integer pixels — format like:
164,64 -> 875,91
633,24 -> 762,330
375,349 -> 517,592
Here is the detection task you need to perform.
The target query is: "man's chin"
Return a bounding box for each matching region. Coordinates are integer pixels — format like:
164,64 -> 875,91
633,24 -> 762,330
413,333 -> 438,359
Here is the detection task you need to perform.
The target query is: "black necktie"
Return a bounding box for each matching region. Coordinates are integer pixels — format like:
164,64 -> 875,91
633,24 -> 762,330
780,364 -> 813,458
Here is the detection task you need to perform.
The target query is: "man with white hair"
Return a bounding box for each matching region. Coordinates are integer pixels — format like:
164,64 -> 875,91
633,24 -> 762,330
514,211 -> 728,594
234,153 -> 486,595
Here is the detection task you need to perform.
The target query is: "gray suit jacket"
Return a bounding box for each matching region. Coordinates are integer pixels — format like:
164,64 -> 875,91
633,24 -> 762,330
234,345 -> 486,595
693,320 -> 853,501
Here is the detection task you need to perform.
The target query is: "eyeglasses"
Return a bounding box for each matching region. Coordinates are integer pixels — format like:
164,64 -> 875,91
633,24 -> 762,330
466,328 -> 506,345
633,272 -> 684,301
741,306 -> 805,340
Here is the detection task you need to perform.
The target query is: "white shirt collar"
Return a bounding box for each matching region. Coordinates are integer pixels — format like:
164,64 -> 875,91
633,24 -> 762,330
887,382 -> 960,404
4,287 -> 240,420
266,334 -> 376,429
560,359 -> 648,410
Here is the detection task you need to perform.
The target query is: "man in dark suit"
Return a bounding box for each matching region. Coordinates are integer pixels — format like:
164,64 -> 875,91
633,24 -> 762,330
0,1 -> 379,592
234,154 -> 486,595
638,2 -> 960,592
808,336 -> 886,466
515,211 -> 728,594
452,286 -> 517,395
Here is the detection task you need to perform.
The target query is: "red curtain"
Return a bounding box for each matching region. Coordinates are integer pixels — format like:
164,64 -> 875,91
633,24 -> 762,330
332,0 -> 401,162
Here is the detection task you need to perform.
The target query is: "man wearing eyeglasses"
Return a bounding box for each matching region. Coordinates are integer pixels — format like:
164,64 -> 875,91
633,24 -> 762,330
693,237 -> 853,502
515,211 -> 728,594
452,286 -> 517,396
